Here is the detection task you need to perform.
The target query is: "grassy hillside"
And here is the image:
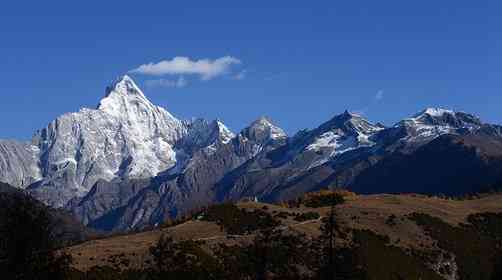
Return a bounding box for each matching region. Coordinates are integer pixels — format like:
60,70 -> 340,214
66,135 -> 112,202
66,192 -> 502,279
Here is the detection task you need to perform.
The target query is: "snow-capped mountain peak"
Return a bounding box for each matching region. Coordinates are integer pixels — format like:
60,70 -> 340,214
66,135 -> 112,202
213,120 -> 235,144
417,107 -> 454,118
405,107 -> 480,127
397,107 -> 482,142
108,75 -> 144,96
319,110 -> 382,136
241,116 -> 287,143
342,110 -> 362,118
28,75 -> 191,207
303,111 -> 383,169
97,75 -> 162,118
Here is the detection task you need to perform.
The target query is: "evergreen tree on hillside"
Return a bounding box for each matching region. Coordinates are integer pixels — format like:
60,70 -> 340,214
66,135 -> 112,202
217,228 -> 314,279
148,233 -> 223,280
318,205 -> 339,279
316,198 -> 363,280
0,192 -> 72,280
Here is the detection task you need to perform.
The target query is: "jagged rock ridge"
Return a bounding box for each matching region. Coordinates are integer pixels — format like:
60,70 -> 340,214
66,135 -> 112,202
1,76 -> 502,231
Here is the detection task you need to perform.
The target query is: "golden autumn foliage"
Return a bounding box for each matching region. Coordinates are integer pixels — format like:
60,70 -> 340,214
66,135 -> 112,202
279,189 -> 356,208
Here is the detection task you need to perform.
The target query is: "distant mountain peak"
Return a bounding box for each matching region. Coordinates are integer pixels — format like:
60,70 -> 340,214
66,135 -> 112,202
212,120 -> 235,144
26,75 -> 189,207
97,75 -> 171,120
395,107 -> 483,142
250,116 -> 281,130
336,110 -> 367,121
319,110 -> 380,136
342,110 -> 363,118
302,111 -> 383,169
242,116 -> 287,143
105,75 -> 145,98
413,107 -> 454,118
405,107 -> 481,127
254,115 -> 273,124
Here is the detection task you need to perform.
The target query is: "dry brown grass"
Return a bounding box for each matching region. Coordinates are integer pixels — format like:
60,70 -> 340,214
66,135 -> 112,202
333,193 -> 502,249
68,221 -> 223,271
67,193 -> 502,271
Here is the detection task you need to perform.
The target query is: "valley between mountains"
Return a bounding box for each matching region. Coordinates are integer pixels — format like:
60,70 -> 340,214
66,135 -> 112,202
2,75 -> 502,232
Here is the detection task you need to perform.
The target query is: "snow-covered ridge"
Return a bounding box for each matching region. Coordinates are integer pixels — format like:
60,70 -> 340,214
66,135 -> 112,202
27,75 -> 239,207
397,107 -> 482,142
215,120 -> 235,144
301,107 -> 485,170
233,116 -> 288,158
242,116 -> 287,142
307,111 -> 383,150
99,75 -> 153,117
413,107 -> 454,118
305,111 -> 383,168
0,74 -> 493,212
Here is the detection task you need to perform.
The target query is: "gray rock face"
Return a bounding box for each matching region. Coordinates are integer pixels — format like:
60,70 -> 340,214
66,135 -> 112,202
0,75 -> 236,209
70,117 -> 287,231
0,140 -> 41,187
28,76 -> 190,207
241,116 -> 287,145
1,75 -> 501,232
215,108 -> 500,203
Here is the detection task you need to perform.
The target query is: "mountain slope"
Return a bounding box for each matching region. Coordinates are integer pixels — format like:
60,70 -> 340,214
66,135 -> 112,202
28,76 -> 190,207
350,133 -> 502,195
0,140 -> 41,187
70,117 -> 288,231
0,182 -> 95,246
1,76 -> 502,231
215,108 -> 502,203
0,75 -> 265,230
67,193 -> 502,280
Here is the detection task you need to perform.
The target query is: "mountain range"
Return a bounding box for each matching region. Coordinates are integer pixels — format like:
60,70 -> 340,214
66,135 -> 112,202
1,75 -> 502,231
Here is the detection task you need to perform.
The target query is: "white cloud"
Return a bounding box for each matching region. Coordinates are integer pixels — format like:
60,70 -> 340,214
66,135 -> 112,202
145,76 -> 188,88
130,56 -> 241,80
375,90 -> 384,101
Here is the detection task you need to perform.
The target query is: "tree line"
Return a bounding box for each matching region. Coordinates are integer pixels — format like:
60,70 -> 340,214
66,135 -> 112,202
2,190 -> 502,280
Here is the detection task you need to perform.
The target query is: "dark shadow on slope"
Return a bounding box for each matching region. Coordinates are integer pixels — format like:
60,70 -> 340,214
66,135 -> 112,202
350,135 -> 502,195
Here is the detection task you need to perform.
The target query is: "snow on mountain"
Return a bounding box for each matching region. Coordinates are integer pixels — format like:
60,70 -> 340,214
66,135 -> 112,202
26,75 -> 235,207
397,107 -> 482,142
2,75 -> 500,231
241,116 -> 287,143
418,107 -> 454,117
304,111 -> 384,168
215,120 -> 235,144
0,140 -> 41,187
236,116 -> 287,157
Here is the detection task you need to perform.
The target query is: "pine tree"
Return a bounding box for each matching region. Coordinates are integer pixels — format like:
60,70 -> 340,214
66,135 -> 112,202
319,204 -> 339,280
0,192 -> 73,280
149,234 -> 176,275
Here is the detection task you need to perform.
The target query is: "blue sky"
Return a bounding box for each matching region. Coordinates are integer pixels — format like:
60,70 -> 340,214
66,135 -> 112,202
0,1 -> 500,139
